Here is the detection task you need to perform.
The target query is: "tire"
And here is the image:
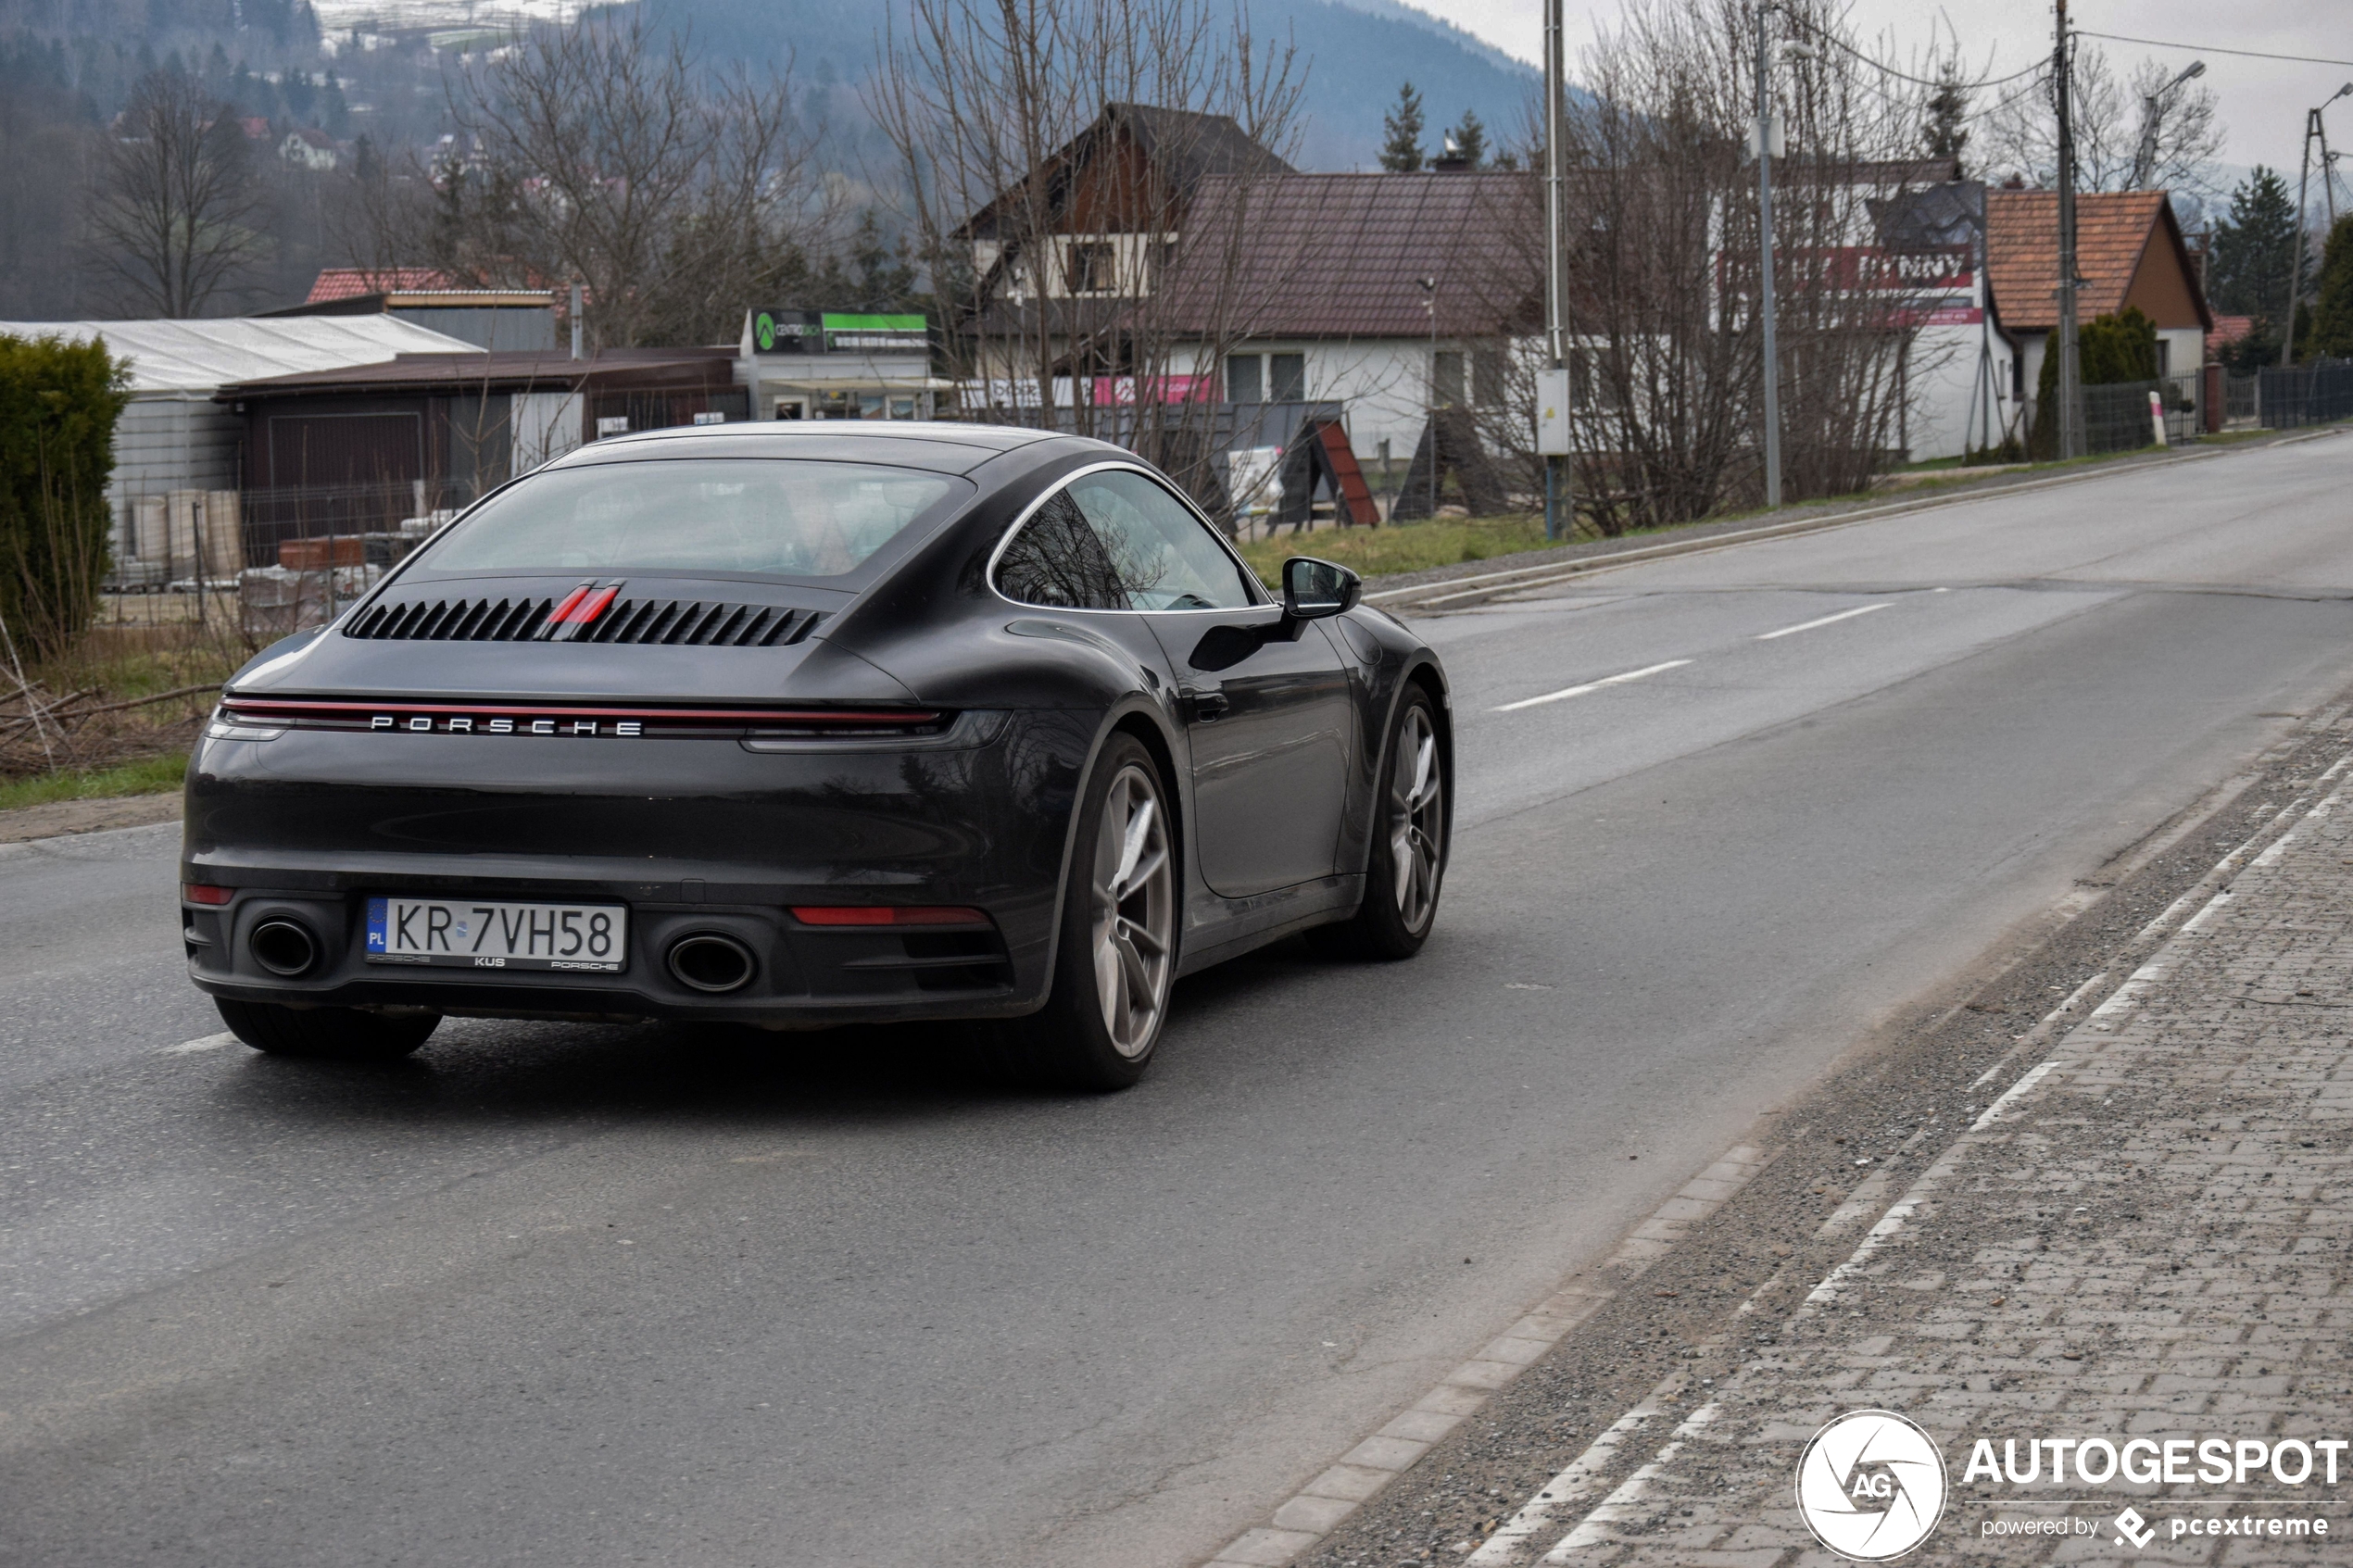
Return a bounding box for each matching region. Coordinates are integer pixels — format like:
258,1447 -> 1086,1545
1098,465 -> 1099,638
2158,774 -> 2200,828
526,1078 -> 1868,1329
1001,733 -> 1177,1091
216,997 -> 440,1061
1311,684 -> 1448,960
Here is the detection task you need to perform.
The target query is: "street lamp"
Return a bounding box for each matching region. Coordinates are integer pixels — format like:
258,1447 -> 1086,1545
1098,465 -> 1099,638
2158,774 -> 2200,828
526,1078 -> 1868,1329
2130,60 -> 2204,191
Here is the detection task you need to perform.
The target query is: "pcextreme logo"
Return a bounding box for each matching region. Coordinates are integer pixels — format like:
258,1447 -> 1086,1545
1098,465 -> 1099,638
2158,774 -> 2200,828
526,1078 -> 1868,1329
1794,1410 -> 1949,1561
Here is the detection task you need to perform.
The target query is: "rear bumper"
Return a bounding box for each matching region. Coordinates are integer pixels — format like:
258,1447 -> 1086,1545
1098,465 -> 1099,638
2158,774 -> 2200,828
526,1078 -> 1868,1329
181,709 -> 1096,1025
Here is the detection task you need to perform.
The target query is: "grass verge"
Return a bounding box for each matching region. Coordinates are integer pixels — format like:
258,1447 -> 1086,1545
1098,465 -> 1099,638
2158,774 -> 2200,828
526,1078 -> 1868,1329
1237,513 -> 1555,584
0,752 -> 188,812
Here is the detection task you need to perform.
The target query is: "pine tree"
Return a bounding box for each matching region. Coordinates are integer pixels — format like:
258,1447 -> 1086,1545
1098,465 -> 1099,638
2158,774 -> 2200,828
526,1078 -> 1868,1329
2309,214 -> 2353,359
1379,82 -> 1425,172
1922,69 -> 1968,171
1448,109 -> 1487,169
2208,167 -> 2300,317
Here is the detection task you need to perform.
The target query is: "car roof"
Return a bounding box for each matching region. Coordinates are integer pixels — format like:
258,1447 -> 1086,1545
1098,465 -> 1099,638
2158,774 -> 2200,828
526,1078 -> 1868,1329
545,420 -> 1090,477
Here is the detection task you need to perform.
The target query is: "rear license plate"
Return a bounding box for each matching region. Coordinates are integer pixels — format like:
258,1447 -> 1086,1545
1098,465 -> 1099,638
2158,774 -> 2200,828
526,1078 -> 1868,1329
365,897 -> 627,972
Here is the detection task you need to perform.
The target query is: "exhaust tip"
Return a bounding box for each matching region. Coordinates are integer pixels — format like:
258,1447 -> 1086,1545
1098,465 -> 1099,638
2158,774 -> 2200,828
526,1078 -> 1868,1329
668,932 -> 756,994
250,919 -> 318,977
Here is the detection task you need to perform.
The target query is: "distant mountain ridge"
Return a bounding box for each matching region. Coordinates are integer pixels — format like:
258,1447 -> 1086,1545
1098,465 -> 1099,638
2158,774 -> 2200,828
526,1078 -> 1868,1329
302,0 -> 1541,169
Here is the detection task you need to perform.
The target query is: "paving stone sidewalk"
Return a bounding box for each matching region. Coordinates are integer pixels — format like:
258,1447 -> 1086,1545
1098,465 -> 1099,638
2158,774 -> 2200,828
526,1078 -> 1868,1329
1497,774 -> 2353,1564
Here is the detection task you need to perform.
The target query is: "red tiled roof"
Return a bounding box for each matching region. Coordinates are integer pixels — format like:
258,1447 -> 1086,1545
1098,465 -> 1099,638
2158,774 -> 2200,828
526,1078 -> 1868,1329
2208,314 -> 2255,347
307,267 -> 461,304
1984,190 -> 2210,332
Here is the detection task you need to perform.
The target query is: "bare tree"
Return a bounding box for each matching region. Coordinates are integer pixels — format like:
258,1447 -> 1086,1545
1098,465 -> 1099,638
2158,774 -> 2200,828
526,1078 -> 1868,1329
87,69 -> 269,317
1982,45 -> 2223,194
1480,0 -> 1934,533
868,0 -> 1307,499
367,13 -> 823,349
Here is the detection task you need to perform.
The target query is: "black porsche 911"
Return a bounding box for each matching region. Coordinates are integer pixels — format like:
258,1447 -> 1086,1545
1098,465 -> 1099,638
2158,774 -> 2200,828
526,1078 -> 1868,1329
182,422 -> 1452,1087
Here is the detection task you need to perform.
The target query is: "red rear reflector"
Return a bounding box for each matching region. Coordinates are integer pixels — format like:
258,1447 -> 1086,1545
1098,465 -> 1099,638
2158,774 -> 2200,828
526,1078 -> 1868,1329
790,906 -> 988,926
182,884 -> 234,905
560,585 -> 619,625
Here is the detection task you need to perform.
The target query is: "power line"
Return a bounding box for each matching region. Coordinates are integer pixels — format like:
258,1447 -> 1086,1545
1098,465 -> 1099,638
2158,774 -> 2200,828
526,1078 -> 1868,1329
2076,31 -> 2353,71
1785,21 -> 2046,93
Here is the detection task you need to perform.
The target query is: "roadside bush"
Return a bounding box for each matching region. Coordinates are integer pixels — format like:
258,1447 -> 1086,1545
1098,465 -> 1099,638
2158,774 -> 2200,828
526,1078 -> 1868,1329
2028,307 -> 2161,458
0,333 -> 129,659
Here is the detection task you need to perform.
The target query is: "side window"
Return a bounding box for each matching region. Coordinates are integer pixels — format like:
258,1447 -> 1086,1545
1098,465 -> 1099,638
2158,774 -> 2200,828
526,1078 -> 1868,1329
994,491 -> 1126,609
1064,470 -> 1257,610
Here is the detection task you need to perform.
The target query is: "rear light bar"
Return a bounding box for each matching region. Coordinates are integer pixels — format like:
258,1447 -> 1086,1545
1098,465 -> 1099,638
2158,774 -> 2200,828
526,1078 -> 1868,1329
790,906 -> 989,927
215,697 -> 949,738
182,884 -> 234,905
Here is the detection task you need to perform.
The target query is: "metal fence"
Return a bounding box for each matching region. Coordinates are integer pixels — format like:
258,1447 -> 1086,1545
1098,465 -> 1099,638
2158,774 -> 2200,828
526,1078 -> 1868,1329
2082,381 -> 2164,456
2257,359 -> 2353,430
106,478 -> 483,641
2224,372 -> 2261,426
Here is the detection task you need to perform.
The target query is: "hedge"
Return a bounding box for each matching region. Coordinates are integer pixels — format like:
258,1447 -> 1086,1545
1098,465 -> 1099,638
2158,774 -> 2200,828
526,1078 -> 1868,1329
0,333 -> 130,659
2029,307 -> 2161,460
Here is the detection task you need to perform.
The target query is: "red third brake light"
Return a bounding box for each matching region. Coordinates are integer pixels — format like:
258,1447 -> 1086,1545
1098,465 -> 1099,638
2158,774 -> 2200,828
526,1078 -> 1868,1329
560,585 -> 620,625
790,906 -> 988,926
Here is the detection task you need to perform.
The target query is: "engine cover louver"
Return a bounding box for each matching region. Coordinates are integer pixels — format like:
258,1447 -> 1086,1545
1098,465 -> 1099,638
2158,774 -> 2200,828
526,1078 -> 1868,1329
344,596 -> 826,647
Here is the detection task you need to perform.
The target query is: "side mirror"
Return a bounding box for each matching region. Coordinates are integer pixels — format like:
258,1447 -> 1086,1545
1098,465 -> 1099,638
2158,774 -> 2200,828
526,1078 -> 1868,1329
1282,557 -> 1361,621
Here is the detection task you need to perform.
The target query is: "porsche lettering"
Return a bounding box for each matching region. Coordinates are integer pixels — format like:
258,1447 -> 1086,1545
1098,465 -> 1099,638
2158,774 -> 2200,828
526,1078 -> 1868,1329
363,715 -> 635,736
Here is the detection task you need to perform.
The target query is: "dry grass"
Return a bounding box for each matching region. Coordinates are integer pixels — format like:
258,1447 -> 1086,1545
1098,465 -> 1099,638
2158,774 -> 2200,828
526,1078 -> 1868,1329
2,603 -> 249,782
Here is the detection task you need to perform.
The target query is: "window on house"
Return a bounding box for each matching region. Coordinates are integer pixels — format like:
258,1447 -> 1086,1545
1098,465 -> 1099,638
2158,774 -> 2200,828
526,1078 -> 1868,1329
1472,347 -> 1505,407
1433,350 -> 1466,408
1227,354 -> 1263,404
1269,353 -> 1305,403
1066,241 -> 1115,295
1569,347 -> 1624,412
2155,339 -> 2171,377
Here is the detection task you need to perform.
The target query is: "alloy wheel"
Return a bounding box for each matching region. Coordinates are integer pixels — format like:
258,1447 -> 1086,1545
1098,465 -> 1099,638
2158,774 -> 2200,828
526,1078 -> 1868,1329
1389,706 -> 1444,932
1090,763 -> 1174,1058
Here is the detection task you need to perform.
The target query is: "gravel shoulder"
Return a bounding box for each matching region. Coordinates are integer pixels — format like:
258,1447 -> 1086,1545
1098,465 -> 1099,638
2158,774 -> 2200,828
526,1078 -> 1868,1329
0,792 -> 182,846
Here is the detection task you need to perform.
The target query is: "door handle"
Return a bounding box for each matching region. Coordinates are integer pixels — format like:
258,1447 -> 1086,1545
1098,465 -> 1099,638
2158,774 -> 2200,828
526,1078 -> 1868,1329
1183,689 -> 1230,723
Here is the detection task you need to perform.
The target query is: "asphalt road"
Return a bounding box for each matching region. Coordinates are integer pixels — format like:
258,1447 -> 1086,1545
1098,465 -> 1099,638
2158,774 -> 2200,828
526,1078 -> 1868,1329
6,434 -> 2353,1568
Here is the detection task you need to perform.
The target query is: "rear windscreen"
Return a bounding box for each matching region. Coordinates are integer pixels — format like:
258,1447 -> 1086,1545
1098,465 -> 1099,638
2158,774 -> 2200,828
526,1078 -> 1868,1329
422,459 -> 963,579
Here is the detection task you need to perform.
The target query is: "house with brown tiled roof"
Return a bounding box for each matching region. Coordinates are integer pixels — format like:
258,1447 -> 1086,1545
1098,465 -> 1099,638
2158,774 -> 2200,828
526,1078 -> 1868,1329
1983,190 -> 2214,414
958,104 -> 1542,467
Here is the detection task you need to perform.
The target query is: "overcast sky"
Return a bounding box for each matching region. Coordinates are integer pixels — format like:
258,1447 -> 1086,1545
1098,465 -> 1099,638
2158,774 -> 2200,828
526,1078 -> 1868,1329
1437,0 -> 2350,203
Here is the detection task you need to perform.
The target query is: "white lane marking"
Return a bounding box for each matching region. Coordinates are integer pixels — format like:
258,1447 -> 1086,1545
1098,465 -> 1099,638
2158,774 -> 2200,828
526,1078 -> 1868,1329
1492,659 -> 1692,714
1467,1386 -> 1681,1564
161,1032 -> 238,1054
1538,1403 -> 1721,1561
1754,601 -> 1892,640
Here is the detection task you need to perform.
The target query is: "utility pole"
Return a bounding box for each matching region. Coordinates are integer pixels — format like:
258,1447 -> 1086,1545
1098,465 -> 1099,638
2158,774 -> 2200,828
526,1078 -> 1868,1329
1419,275 -> 1438,521
2285,86 -> 2353,366
2054,0 -> 2083,459
2284,111 -> 2315,368
1541,0 -> 1570,540
1755,3 -> 1782,508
